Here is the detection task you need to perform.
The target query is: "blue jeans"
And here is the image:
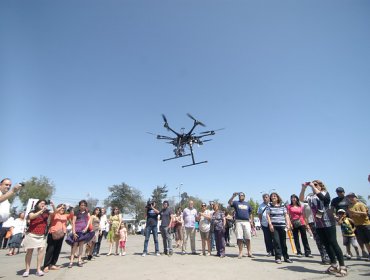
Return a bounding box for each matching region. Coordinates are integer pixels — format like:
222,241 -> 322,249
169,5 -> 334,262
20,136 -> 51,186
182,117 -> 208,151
143,225 -> 159,253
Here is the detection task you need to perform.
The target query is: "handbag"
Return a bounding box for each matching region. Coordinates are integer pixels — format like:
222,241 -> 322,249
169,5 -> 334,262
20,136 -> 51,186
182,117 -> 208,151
292,219 -> 302,229
5,229 -> 12,239
51,229 -> 65,240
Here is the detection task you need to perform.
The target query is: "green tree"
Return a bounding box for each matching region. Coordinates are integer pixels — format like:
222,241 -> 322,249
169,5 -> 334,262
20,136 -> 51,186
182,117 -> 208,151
151,185 -> 168,209
104,183 -> 146,220
178,192 -> 189,209
18,176 -> 55,206
247,198 -> 259,216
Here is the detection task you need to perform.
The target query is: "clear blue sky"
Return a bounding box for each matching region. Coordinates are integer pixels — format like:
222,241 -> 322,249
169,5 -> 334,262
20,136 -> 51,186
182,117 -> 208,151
1,1 -> 369,208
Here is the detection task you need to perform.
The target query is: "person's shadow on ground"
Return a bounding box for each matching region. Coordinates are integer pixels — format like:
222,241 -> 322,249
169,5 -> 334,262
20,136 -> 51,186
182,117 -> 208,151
278,266 -> 324,274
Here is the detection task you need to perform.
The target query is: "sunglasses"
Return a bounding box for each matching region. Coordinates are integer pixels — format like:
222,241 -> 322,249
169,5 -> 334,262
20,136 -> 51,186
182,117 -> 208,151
201,205 -> 206,207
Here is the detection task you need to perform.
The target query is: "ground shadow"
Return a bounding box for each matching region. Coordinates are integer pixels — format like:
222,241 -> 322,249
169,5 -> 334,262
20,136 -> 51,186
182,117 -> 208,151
278,266 -> 324,274
16,268 -> 37,276
250,258 -> 277,263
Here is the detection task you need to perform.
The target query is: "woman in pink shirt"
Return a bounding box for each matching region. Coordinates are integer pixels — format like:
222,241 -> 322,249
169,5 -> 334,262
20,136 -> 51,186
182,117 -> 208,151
43,204 -> 74,272
287,194 -> 312,257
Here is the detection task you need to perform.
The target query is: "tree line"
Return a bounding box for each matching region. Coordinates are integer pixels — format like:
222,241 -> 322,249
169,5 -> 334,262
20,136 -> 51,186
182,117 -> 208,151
10,175 -> 279,221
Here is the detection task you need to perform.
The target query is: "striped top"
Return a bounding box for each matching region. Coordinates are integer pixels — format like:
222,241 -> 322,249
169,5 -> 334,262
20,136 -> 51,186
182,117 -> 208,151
266,203 -> 287,227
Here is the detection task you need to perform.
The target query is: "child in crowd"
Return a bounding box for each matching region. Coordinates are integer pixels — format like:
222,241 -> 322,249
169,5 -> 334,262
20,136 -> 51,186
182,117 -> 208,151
337,209 -> 360,260
119,223 -> 127,256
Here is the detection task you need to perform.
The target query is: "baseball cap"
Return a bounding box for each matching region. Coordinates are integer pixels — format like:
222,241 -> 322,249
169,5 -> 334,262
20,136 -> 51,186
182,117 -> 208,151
336,187 -> 345,193
346,192 -> 357,198
337,209 -> 346,214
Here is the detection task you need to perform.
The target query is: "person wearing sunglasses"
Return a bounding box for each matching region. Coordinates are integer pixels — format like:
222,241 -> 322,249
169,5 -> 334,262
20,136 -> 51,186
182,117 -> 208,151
198,203 -> 212,256
228,192 -> 254,259
300,180 -> 346,277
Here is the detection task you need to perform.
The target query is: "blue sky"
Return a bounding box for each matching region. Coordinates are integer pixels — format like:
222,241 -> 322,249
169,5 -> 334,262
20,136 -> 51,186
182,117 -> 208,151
1,1 -> 369,208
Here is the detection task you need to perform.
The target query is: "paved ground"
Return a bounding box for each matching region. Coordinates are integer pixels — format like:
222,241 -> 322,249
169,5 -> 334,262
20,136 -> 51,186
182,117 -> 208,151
0,228 -> 369,279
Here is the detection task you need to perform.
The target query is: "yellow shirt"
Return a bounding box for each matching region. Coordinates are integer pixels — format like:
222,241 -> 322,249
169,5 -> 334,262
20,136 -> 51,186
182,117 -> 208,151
348,202 -> 370,226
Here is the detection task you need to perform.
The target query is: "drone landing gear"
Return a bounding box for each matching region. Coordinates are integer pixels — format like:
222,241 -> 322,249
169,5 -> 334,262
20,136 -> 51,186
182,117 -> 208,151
163,154 -> 191,162
182,160 -> 208,168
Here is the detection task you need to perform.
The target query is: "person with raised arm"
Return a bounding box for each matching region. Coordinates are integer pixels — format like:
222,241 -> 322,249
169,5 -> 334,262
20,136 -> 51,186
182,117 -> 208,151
228,192 -> 253,258
300,180 -> 346,277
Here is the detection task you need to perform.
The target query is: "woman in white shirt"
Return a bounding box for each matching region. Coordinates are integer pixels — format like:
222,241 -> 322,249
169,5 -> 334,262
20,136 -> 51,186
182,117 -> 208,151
7,212 -> 26,255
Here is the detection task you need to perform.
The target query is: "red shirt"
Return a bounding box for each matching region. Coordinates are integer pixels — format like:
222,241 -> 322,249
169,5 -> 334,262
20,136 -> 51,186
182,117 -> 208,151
28,212 -> 49,235
287,205 -> 305,225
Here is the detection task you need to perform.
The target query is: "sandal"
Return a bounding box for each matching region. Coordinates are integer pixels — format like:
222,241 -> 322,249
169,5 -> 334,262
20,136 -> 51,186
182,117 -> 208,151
336,266 -> 347,277
68,263 -> 73,268
326,265 -> 339,275
78,261 -> 83,267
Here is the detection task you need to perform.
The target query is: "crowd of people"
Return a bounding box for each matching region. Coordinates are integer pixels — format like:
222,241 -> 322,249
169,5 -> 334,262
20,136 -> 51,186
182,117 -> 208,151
1,177 -> 369,278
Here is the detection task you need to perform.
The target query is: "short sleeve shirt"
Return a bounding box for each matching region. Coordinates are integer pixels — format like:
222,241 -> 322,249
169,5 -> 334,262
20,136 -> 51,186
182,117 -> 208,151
231,201 -> 251,221
183,208 -> 197,228
160,208 -> 173,227
28,211 -> 49,235
287,205 -> 305,225
146,208 -> 159,226
257,203 -> 269,227
266,204 -> 286,227
199,210 -> 211,232
0,192 -> 10,223
331,196 -> 349,213
212,211 -> 225,231
348,202 -> 370,226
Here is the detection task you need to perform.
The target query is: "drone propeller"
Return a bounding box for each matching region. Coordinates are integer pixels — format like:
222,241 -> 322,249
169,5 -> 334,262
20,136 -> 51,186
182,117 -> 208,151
146,132 -> 157,136
187,113 -> 206,127
200,128 -> 225,134
161,114 -> 168,123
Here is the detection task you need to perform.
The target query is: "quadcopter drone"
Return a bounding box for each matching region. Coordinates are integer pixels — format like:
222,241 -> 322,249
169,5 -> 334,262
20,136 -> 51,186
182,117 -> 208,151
148,114 -> 222,168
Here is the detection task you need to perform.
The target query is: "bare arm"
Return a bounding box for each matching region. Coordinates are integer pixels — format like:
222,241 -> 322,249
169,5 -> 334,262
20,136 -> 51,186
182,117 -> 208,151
0,184 -> 22,203
84,214 -> 93,232
266,212 -> 274,232
285,212 -> 292,229
28,208 -> 46,220
299,184 -> 307,202
228,193 -> 238,206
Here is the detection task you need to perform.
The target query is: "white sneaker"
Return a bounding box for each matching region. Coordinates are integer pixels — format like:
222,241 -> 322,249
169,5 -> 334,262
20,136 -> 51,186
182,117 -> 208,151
119,253 -> 122,256
156,252 -> 160,256
122,252 -> 126,256
142,253 -> 147,257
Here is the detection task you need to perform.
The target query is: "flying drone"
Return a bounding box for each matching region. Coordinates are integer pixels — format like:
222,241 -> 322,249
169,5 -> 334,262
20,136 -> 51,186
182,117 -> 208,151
148,114 -> 223,168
